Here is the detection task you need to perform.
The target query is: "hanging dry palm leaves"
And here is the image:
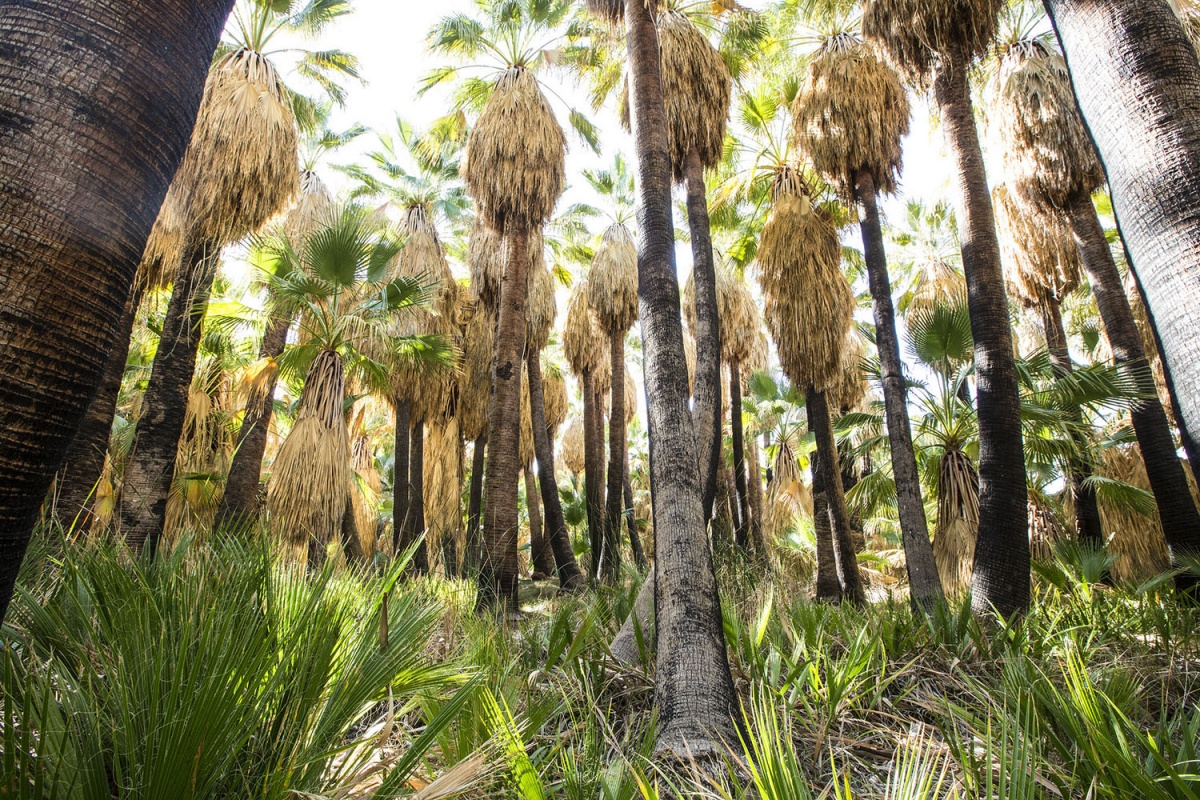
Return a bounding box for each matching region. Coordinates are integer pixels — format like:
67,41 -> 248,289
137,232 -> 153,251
543,362 -> 569,431
862,0 -> 1005,85
934,447 -> 980,598
564,278 -> 606,378
527,243 -> 558,353
350,424 -> 381,559
657,8 -> 732,178
561,417 -> 586,475
424,416 -> 465,571
137,188 -> 188,293
468,217 -> 504,313
794,34 -> 910,199
992,184 -> 1081,309
458,303 -> 495,443
586,223 -> 639,335
1028,489 -> 1067,564
1096,442 -> 1173,583
826,328 -> 869,413
268,350 -> 352,563
716,265 -> 760,366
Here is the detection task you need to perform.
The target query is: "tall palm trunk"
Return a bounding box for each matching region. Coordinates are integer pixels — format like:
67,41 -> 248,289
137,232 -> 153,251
526,466 -> 552,577
808,388 -> 865,605
684,145 -> 722,521
526,352 -> 585,590
730,360 -> 751,548
0,0 -> 233,627
934,47 -> 1030,617
479,226 -> 530,610
746,432 -> 764,550
623,0 -> 739,756
810,445 -> 842,602
624,467 -> 646,570
1040,295 -> 1104,545
1046,0 -> 1200,514
54,287 -> 142,530
218,311 -> 291,527
392,400 -> 411,554
1065,192 -> 1200,586
407,421 -> 428,574
854,169 -> 944,607
120,246 -> 220,554
465,435 -> 485,573
602,332 -> 625,579
582,370 -> 604,579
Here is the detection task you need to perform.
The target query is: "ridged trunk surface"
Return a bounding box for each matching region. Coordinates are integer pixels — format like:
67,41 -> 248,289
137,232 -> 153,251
120,247 -> 220,554
623,0 -> 739,757
624,467 -> 646,570
810,444 -> 842,602
854,170 -> 944,608
684,146 -> 723,521
582,370 -> 604,580
526,352 -> 585,590
407,421 -> 428,574
392,400 -> 411,554
1065,192 -> 1200,587
465,435 -> 485,574
218,310 -> 292,528
54,288 -> 142,531
478,226 -> 529,610
746,432 -> 764,550
809,388 -> 865,605
602,332 -> 626,579
730,361 -> 751,548
526,466 -> 551,578
935,49 -> 1030,617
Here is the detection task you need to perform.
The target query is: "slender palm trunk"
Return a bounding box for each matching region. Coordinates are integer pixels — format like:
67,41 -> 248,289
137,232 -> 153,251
624,467 -> 646,570
811,444 -> 842,602
526,351 -> 585,590
341,499 -> 365,563
407,421 -> 428,574
1040,295 -> 1104,546
120,245 -> 220,554
602,332 -> 626,579
526,466 -> 551,578
582,370 -> 604,579
684,146 -> 723,521
0,0 -> 234,629
218,311 -> 291,528
466,435 -> 485,573
1066,192 -> 1200,585
809,388 -> 866,605
479,226 -> 530,610
746,432 -> 764,550
54,287 -> 142,531
392,400 -> 411,554
854,169 -> 944,607
624,0 -> 739,756
935,48 -> 1030,617
730,360 -> 751,549
1046,1 -> 1200,556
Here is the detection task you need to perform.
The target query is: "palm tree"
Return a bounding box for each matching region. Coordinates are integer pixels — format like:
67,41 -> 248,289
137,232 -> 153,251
586,224 -> 639,579
864,0 -> 1030,617
121,1 -> 358,553
564,277 -> 608,578
757,166 -> 866,605
0,0 -> 236,624
584,0 -> 740,759
793,27 -> 944,609
990,29 -> 1200,590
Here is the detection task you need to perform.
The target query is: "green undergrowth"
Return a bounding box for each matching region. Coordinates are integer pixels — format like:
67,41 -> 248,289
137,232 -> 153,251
3,534 -> 1199,799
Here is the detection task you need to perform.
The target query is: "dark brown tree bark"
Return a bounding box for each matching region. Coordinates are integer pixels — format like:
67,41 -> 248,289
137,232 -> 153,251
730,360 -> 751,548
526,466 -> 552,578
809,388 -> 866,605
1065,192 -> 1200,586
683,145 -> 723,522
526,351 -> 585,590
217,311 -> 291,528
1046,0 -> 1200,546
1041,296 -> 1104,546
623,0 -> 739,757
854,169 -> 944,608
935,48 -> 1030,617
746,431 -> 765,550
465,435 -> 485,574
810,444 -> 842,603
624,467 -> 646,570
478,227 -> 529,610
53,287 -> 142,531
582,370 -> 604,580
0,0 -> 234,626
392,400 -> 411,554
602,332 -> 625,580
119,246 -> 220,554
341,498 -> 365,563
407,421 -> 428,574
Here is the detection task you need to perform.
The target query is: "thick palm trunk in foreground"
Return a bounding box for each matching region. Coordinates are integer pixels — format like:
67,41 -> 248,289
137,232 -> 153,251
683,146 -> 723,521
218,311 -> 292,528
809,388 -> 865,605
0,0 -> 234,625
810,445 -> 842,603
527,352 -> 585,590
479,228 -> 530,610
120,247 -> 220,554
1066,192 -> 1200,586
935,48 -> 1030,616
623,0 -> 739,757
855,169 -> 944,607
602,333 -> 626,579
1046,0 -> 1200,512
54,289 -> 142,530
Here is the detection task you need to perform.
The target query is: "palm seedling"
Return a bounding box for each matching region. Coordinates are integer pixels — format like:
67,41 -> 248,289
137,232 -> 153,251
792,22 -> 944,609
864,0 -> 1030,616
987,26 -> 1200,591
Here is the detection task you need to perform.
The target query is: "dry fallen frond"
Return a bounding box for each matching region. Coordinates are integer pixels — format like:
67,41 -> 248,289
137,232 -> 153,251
586,223 -> 639,334
863,0 -> 1004,84
794,34 -> 910,200
992,184 -> 1081,309
658,8 -> 732,178
463,67 -> 566,232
